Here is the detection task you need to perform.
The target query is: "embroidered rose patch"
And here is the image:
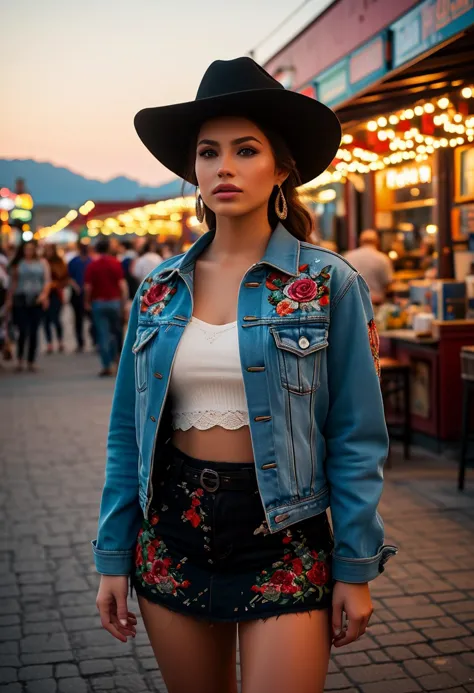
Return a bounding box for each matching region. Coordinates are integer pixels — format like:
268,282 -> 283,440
140,277 -> 177,317
368,319 -> 381,379
266,264 -> 331,316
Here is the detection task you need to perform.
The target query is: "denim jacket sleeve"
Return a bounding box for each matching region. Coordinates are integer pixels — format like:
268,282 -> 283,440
91,292 -> 143,576
324,272 -> 397,583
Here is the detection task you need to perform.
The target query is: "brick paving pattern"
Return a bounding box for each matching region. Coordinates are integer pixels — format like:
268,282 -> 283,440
0,309 -> 473,692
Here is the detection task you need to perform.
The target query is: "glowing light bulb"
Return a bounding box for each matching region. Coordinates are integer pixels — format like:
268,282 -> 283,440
454,114 -> 463,123
438,97 -> 449,109
404,109 -> 414,119
414,106 -> 424,116
367,121 -> 377,131
424,103 -> 435,113
389,115 -> 399,125
462,87 -> 472,99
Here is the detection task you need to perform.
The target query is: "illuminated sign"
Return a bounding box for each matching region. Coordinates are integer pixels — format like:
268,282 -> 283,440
392,0 -> 474,68
386,164 -> 432,189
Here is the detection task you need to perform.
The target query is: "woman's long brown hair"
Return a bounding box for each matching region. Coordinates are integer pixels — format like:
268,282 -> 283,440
184,121 -> 314,242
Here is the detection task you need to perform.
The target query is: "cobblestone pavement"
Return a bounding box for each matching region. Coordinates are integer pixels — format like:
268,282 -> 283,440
1,309 -> 473,693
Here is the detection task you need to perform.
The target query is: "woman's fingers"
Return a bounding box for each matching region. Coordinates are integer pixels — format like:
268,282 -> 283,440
332,617 -> 363,648
98,604 -> 128,643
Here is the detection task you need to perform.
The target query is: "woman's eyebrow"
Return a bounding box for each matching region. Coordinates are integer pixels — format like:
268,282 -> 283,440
197,136 -> 262,146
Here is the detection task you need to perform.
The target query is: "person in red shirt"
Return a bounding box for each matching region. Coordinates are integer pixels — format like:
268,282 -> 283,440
84,239 -> 128,376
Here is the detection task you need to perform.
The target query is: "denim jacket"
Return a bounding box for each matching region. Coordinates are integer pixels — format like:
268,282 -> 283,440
91,223 -> 397,583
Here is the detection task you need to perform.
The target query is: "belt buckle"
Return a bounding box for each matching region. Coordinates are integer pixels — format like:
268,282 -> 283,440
199,468 -> 220,493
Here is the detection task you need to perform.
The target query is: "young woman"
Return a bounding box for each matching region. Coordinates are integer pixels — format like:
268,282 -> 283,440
43,243 -> 68,353
92,58 -> 397,693
7,240 -> 50,372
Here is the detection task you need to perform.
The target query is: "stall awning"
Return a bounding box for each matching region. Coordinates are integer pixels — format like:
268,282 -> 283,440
337,28 -> 474,127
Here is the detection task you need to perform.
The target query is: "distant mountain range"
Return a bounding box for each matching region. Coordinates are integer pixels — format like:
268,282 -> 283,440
0,159 -> 192,206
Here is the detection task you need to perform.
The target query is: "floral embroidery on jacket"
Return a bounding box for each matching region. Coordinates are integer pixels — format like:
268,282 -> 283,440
250,528 -> 331,605
134,514 -> 191,595
266,264 -> 331,316
140,277 -> 177,317
368,319 -> 381,379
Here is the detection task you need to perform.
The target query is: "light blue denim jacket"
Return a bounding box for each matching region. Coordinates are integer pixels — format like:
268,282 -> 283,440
92,223 -> 397,582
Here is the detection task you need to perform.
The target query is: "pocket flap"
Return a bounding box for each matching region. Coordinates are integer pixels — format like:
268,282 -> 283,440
271,323 -> 328,357
132,326 -> 160,354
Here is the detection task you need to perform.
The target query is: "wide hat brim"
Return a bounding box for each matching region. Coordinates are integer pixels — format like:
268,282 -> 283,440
134,88 -> 341,186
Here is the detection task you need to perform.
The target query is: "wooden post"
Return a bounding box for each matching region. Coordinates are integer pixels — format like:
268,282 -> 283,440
433,148 -> 455,279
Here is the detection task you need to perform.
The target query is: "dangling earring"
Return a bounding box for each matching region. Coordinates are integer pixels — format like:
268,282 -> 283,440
275,185 -> 288,221
195,190 -> 205,223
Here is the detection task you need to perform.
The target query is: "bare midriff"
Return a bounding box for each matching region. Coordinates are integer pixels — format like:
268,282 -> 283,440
171,426 -> 254,463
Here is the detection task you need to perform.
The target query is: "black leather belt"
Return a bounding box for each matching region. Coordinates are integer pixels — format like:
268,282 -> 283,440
163,459 -> 257,493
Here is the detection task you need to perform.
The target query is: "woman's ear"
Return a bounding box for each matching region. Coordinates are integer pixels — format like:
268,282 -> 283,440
275,169 -> 289,187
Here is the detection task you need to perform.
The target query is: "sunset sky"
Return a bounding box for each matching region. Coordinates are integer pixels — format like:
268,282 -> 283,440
3,0 -> 330,186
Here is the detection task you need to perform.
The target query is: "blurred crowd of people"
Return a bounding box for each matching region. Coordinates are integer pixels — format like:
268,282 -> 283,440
0,237 -> 177,376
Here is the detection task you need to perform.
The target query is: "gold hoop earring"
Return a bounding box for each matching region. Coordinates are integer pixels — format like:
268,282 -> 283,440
195,190 -> 205,223
275,185 -> 288,221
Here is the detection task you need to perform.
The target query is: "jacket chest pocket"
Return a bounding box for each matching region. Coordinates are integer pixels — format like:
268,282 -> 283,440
132,326 -> 160,392
270,322 -> 328,395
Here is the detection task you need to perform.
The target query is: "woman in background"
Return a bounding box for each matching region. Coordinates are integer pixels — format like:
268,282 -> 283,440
43,244 -> 68,353
6,241 -> 50,372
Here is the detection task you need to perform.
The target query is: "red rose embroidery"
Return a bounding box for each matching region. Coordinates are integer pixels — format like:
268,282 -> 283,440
282,535 -> 292,545
195,488 -> 204,497
143,283 -> 170,307
135,544 -> 143,567
191,497 -> 201,507
184,508 -> 201,528
180,580 -> 191,589
286,278 -> 318,303
270,569 -> 296,586
276,300 -> 296,316
150,514 -> 160,526
291,558 -> 303,576
142,571 -> 154,585
266,271 -> 290,291
306,561 -> 329,586
281,583 -> 299,595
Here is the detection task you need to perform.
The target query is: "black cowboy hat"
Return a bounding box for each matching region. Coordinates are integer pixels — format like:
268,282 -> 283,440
134,57 -> 341,186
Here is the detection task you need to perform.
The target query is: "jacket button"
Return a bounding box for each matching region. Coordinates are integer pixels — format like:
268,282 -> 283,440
298,336 -> 310,350
150,416 -> 156,422
153,372 -> 163,379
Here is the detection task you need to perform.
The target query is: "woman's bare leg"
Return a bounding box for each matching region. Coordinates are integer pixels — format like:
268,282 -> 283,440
239,609 -> 331,693
137,595 -> 238,693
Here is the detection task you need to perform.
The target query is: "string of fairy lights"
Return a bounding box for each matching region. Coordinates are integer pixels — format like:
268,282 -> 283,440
37,87 -> 474,239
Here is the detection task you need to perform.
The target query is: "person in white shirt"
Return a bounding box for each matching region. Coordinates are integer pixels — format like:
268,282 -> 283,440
132,240 -> 163,282
345,229 -> 393,305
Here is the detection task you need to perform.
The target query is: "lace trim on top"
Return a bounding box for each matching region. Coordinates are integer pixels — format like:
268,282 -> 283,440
172,410 -> 250,431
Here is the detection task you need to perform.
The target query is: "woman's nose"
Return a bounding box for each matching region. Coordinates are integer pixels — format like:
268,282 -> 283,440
217,152 -> 235,178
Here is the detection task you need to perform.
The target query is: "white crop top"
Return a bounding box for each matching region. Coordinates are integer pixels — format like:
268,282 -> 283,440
169,316 -> 250,431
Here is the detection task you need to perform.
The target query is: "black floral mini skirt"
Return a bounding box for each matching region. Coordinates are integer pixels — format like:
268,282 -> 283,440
131,442 -> 334,623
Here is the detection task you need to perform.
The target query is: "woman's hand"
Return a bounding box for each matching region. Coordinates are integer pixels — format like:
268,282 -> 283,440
96,575 -> 137,643
331,581 -> 373,648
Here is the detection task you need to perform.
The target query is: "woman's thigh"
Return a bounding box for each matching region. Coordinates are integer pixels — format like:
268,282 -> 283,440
137,595 -> 238,693
239,609 -> 331,693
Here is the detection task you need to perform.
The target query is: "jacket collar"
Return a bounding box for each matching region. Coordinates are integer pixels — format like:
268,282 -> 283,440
157,222 -> 301,279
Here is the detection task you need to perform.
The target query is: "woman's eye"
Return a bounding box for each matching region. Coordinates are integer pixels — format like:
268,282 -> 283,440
198,149 -> 217,158
238,147 -> 257,156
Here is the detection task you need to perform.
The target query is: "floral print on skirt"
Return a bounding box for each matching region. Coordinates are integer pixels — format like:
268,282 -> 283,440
131,444 -> 334,623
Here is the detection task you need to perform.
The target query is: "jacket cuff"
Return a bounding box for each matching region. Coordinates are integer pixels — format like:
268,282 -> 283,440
332,544 -> 398,583
91,540 -> 134,576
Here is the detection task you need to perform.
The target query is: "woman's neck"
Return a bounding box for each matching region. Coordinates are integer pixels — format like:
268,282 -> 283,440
206,205 -> 273,265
